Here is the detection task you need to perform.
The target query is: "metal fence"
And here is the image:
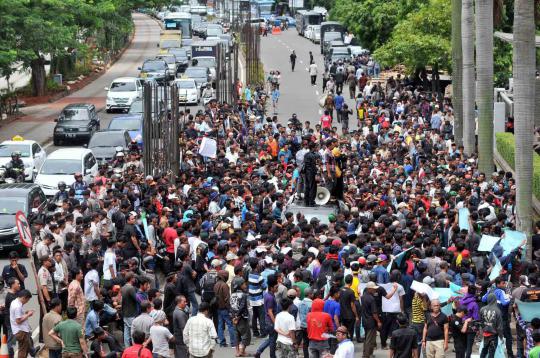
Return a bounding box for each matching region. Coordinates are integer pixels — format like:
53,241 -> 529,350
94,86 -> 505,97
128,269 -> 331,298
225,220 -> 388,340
215,42 -> 240,104
241,23 -> 262,86
142,81 -> 180,179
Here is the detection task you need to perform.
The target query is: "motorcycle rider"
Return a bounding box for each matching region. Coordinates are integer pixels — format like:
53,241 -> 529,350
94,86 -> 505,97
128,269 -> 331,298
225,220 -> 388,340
112,152 -> 126,170
71,172 -> 88,192
202,83 -> 214,103
5,151 -> 25,181
53,181 -> 69,202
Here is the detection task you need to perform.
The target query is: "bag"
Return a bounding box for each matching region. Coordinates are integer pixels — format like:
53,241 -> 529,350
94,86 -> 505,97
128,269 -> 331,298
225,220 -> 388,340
201,272 -> 218,304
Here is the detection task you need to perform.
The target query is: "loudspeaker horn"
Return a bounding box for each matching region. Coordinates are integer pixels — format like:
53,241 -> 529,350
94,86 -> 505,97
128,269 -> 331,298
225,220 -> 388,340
315,186 -> 331,206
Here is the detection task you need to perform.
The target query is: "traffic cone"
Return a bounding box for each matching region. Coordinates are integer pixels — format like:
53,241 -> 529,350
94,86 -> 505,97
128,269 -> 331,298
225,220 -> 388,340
0,334 -> 8,358
272,26 -> 281,35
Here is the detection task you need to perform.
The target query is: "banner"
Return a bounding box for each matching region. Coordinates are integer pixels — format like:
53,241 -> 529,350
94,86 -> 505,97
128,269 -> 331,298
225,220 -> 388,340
500,229 -> 526,256
411,280 -> 439,301
199,137 -> 217,158
387,247 -> 413,273
478,235 -> 501,252
433,287 -> 463,316
458,207 -> 470,231
489,257 -> 502,281
515,300 -> 540,322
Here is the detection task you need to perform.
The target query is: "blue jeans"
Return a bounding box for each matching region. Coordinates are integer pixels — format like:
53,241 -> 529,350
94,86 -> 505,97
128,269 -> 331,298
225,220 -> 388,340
217,309 -> 237,346
257,321 -> 277,358
48,349 -> 62,358
123,316 -> 135,347
187,291 -> 199,316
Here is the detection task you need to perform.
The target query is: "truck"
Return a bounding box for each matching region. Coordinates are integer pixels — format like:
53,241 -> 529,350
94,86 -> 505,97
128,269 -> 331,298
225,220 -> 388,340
159,30 -> 182,54
190,40 -> 218,58
319,21 -> 346,54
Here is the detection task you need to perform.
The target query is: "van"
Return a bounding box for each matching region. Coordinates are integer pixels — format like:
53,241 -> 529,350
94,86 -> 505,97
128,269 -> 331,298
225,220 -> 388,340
105,77 -> 143,113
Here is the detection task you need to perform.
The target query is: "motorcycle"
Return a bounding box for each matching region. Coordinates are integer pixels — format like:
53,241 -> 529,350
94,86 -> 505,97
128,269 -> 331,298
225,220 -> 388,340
0,166 -> 24,183
202,88 -> 216,105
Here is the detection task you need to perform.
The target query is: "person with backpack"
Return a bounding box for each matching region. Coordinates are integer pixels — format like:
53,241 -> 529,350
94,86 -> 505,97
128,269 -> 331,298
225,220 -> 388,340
199,259 -> 221,325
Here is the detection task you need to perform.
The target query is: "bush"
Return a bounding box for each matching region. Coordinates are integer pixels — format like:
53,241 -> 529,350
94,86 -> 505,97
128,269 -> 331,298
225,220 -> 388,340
495,132 -> 540,199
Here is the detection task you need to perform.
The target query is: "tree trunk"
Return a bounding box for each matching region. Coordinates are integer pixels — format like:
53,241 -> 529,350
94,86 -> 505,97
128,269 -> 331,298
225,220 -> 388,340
452,0 -> 464,146
476,0 -> 494,175
513,0 -> 536,259
461,0 -> 476,155
30,56 -> 46,97
535,77 -> 540,128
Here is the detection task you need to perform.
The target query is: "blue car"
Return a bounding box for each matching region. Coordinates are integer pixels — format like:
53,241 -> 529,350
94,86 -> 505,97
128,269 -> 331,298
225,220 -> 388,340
107,114 -> 143,148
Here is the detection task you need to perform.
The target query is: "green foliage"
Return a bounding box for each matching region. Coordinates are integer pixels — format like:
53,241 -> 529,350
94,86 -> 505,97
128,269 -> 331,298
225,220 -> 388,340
496,132 -> 540,200
330,0 -> 429,51
373,0 -> 452,73
493,39 -> 513,88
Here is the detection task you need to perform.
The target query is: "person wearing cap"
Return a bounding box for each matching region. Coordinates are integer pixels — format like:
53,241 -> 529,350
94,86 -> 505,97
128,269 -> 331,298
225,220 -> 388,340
372,254 -> 390,284
148,309 -> 175,358
323,325 -> 355,358
361,281 -> 382,358
37,256 -> 54,309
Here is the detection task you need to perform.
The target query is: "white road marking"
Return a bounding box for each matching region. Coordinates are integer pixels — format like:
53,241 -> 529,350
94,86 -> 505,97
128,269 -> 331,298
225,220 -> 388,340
318,109 -> 322,115
316,90 -> 319,96
305,67 -> 309,71
299,60 -> 303,64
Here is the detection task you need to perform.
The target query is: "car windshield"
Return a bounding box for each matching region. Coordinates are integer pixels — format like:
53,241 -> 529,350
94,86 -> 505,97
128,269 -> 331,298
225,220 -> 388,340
109,118 -> 141,131
157,56 -> 176,64
142,61 -> 167,72
61,108 -> 89,121
206,28 -> 222,36
40,159 -> 81,175
185,68 -> 207,77
176,81 -> 196,89
169,49 -> 187,58
0,144 -> 31,158
194,58 -> 215,68
89,133 -> 126,147
110,81 -> 137,92
129,100 -> 143,114
0,197 -> 26,215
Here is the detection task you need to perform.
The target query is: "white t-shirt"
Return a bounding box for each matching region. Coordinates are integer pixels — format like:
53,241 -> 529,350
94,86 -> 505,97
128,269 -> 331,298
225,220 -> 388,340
84,269 -> 100,301
382,283 -> 405,313
103,250 -> 116,280
334,339 -> 355,358
150,325 -> 173,357
274,311 -> 296,345
10,299 -> 30,335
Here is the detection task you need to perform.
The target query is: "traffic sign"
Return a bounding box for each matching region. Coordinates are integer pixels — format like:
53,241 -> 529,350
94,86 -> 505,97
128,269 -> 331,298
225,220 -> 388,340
15,211 -> 33,248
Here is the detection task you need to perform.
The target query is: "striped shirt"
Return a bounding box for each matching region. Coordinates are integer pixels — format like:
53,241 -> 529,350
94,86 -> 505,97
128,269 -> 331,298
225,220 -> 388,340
411,293 -> 428,324
248,272 -> 266,306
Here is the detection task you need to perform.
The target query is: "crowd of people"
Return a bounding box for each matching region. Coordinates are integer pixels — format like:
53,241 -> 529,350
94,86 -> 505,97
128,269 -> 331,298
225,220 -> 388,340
1,38 -> 540,358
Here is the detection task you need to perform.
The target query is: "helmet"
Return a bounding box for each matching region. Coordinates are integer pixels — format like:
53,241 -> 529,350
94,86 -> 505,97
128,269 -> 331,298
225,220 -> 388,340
116,152 -> 125,157
74,172 -> 82,178
11,151 -> 21,158
58,181 -> 66,188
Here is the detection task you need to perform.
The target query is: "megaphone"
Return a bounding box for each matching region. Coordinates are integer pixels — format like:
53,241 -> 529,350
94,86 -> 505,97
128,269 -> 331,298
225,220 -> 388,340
315,186 -> 331,206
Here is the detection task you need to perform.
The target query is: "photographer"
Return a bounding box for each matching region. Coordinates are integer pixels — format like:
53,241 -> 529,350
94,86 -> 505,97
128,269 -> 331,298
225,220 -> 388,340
449,306 -> 473,358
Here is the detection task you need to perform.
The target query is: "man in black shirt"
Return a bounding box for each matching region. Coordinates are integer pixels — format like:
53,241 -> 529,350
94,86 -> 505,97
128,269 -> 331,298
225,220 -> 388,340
303,142 -> 319,206
90,327 -> 123,357
122,212 -> 140,258
422,299 -> 449,357
1,251 -> 28,290
390,313 -> 418,358
339,274 -> 359,338
361,282 -> 381,358
449,306 -> 473,358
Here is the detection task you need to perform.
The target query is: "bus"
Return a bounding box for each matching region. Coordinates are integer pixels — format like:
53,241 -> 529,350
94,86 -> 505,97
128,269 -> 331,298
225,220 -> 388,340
320,21 -> 346,53
164,12 -> 193,39
250,0 -> 274,19
296,10 -> 323,36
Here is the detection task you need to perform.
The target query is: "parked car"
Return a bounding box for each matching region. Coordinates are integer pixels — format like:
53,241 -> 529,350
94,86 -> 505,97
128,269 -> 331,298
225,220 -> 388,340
0,137 -> 46,182
174,78 -> 199,105
154,54 -> 178,78
108,115 -> 143,148
306,25 -> 321,43
105,77 -> 143,113
192,56 -> 216,82
167,48 -> 190,72
0,183 -> 48,252
34,148 -> 98,196
87,130 -> 131,163
53,103 -> 100,145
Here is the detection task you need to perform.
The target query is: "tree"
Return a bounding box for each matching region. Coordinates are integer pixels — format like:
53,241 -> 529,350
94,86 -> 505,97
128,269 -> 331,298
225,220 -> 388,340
451,0 -> 463,146
476,0 -> 494,175
373,0 -> 451,74
461,0 -> 475,155
513,0 -> 536,257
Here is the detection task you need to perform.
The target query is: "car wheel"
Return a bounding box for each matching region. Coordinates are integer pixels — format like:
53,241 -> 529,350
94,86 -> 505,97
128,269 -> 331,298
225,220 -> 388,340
106,108 -> 111,113
53,138 -> 60,146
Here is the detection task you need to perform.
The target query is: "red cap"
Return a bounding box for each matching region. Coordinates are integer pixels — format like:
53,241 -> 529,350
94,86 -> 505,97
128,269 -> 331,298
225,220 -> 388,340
358,257 -> 366,265
448,246 -> 457,252
461,249 -> 470,258
331,239 -> 342,247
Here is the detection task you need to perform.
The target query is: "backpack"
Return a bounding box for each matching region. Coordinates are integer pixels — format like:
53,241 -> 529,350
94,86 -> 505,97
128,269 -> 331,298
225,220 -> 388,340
200,271 -> 218,303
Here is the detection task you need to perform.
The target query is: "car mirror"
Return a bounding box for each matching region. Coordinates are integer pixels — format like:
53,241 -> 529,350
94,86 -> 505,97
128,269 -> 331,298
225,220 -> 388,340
85,169 -> 92,175
83,143 -> 88,148
32,168 -> 38,174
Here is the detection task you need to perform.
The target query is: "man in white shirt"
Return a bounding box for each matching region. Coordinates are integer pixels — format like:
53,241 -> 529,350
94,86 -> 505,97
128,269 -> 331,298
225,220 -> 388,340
103,239 -> 117,288
183,302 -> 217,358
381,273 -> 406,350
325,326 -> 355,358
84,259 -> 101,305
10,289 -> 39,357
274,298 -> 296,357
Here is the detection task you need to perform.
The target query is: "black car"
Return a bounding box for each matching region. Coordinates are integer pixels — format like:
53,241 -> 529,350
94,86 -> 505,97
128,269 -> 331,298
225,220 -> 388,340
0,183 -> 47,252
87,130 -> 131,163
53,103 -> 100,145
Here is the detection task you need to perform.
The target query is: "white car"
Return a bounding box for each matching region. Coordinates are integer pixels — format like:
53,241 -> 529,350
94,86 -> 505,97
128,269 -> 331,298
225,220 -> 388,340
105,77 -> 144,113
0,137 -> 46,182
306,25 -> 321,43
34,148 -> 98,196
174,78 -> 199,104
348,45 -> 369,58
